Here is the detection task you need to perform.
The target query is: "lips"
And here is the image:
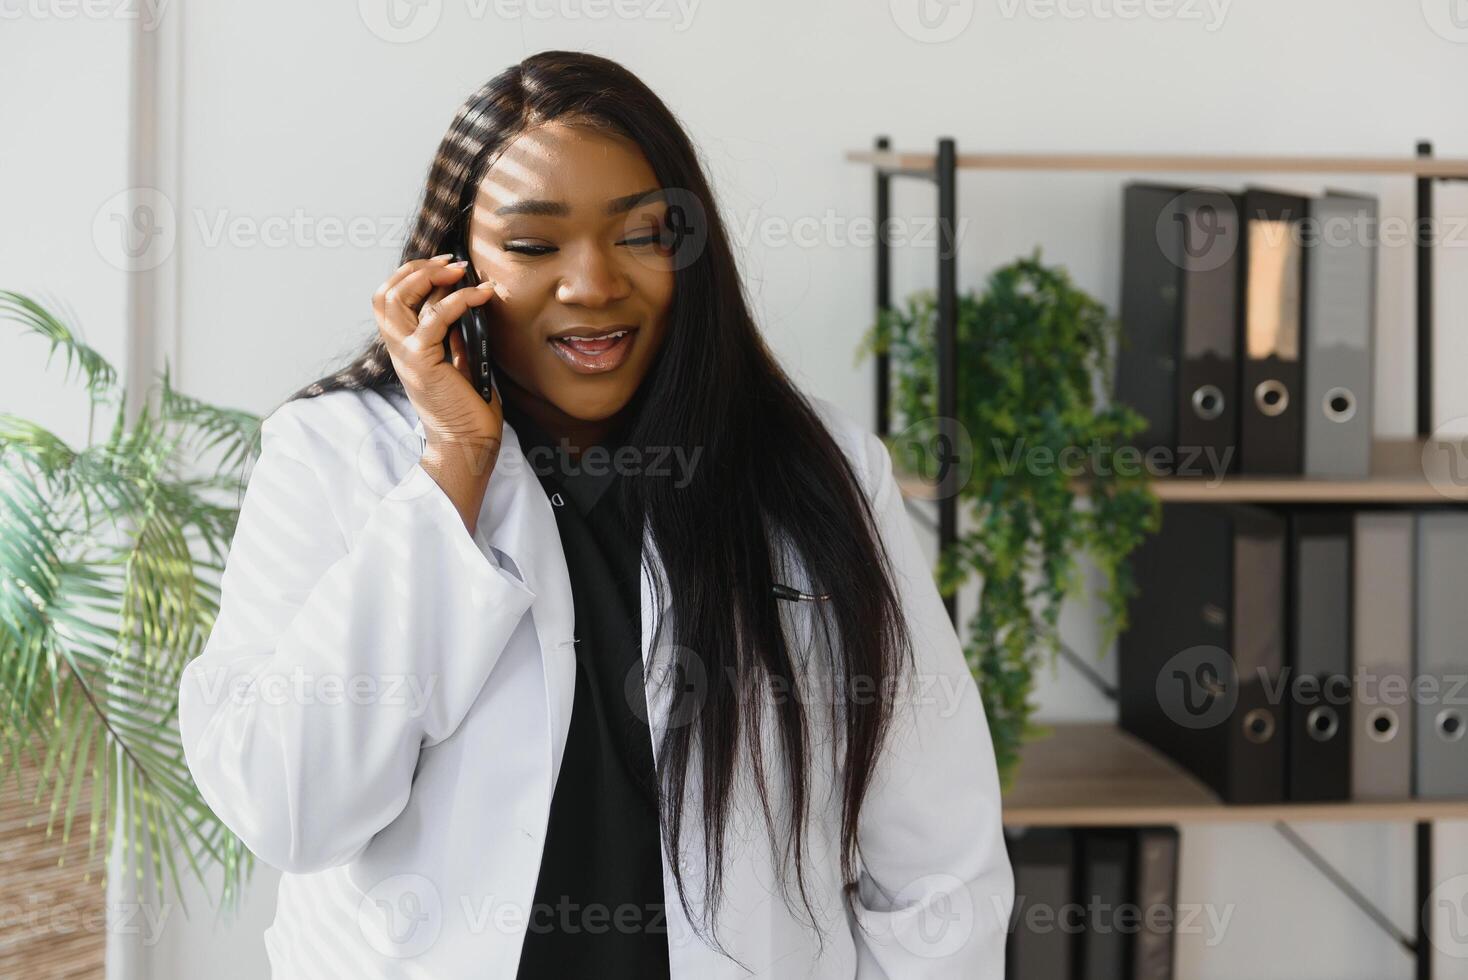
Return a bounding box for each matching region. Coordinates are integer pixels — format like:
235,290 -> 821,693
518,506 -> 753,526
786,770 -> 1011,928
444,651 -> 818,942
548,328 -> 637,374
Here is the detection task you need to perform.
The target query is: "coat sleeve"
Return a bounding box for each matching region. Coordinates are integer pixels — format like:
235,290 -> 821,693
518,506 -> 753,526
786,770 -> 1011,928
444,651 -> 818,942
846,428 -> 1015,978
177,405 -> 537,874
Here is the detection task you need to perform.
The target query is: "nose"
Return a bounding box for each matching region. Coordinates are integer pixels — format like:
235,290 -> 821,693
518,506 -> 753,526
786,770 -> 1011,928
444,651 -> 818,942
555,241 -> 632,309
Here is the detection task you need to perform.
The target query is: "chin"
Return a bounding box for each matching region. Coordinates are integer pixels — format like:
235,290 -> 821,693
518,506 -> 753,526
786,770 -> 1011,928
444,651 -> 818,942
553,387 -> 640,423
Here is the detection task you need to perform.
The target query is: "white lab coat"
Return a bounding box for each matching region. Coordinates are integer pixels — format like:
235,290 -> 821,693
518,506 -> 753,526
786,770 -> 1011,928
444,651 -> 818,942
177,385 -> 1013,978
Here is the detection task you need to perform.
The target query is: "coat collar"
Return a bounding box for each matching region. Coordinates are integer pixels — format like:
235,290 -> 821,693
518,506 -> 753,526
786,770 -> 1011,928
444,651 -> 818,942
411,410 -> 674,789
409,413 -> 671,625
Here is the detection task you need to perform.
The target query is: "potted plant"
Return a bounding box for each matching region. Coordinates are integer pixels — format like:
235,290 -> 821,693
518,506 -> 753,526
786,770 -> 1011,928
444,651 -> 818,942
857,251 -> 1159,786
0,291 -> 257,914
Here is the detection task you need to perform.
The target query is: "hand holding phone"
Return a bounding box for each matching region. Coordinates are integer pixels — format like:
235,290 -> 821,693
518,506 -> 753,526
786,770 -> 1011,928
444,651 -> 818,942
371,254 -> 504,529
375,252 -> 502,463
444,248 -> 498,405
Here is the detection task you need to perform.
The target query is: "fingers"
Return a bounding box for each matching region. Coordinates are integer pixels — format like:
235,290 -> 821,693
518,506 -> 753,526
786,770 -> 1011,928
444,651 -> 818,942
412,281 -> 497,349
447,325 -> 470,383
372,255 -> 464,339
372,254 -> 449,314
419,279 -> 451,328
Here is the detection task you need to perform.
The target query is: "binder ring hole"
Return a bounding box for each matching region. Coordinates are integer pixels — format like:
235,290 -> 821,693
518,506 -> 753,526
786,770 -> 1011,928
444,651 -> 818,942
1367,708 -> 1398,743
1323,387 -> 1356,423
1254,380 -> 1289,417
1306,706 -> 1339,742
1242,707 -> 1275,744
1437,709 -> 1465,742
1191,385 -> 1225,421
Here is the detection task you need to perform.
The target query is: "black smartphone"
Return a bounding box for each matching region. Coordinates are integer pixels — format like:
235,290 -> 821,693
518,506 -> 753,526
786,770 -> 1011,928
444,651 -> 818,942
444,247 -> 497,404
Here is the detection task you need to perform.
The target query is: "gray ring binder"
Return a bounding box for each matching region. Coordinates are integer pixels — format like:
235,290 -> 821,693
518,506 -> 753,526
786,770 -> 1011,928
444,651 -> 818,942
1365,707 -> 1399,744
1435,709 -> 1465,743
1322,386 -> 1357,423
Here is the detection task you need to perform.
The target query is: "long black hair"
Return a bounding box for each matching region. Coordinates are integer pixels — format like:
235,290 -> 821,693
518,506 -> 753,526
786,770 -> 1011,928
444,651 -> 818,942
285,50 -> 914,965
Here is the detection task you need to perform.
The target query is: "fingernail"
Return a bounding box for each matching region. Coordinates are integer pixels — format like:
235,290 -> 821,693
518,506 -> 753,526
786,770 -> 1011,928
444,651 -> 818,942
447,259 -> 468,268
430,252 -> 453,261
477,281 -> 497,291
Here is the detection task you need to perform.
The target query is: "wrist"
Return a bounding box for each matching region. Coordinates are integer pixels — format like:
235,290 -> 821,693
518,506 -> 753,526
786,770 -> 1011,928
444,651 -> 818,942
422,436 -> 500,482
420,444 -> 497,536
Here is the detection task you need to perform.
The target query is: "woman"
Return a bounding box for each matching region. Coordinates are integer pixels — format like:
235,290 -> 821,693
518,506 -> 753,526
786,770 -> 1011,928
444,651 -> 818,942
178,49 -> 1013,979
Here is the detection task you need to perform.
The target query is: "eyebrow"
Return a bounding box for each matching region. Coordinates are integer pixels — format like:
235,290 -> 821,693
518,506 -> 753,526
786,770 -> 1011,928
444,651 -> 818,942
493,187 -> 666,218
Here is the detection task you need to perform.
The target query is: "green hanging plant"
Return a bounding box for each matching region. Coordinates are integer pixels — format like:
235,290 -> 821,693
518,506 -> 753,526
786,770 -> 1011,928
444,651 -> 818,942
0,291 -> 260,912
856,250 -> 1160,787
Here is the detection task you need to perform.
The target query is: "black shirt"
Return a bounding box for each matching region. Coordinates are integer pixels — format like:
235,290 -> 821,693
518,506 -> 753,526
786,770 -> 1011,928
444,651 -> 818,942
505,403 -> 671,980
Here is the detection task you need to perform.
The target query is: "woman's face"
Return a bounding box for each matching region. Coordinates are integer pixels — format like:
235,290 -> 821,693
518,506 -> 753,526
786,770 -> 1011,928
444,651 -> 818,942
467,119 -> 675,431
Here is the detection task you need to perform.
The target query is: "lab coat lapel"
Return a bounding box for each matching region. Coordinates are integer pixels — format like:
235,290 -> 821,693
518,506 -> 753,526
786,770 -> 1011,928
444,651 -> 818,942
412,415 -> 578,810
412,409 -> 674,790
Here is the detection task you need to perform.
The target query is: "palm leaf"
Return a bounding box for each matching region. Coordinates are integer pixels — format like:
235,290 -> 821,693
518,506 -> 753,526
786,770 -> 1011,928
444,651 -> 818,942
158,363 -> 263,477
0,291 -> 118,401
1,291 -> 263,916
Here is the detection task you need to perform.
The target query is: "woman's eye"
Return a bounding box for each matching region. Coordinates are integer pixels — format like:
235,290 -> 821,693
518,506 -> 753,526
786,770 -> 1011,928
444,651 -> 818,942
621,230 -> 663,248
503,231 -> 664,255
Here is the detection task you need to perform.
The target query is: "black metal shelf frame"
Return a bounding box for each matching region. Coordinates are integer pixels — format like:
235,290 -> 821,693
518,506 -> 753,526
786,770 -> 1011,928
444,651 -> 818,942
860,135 -> 1460,980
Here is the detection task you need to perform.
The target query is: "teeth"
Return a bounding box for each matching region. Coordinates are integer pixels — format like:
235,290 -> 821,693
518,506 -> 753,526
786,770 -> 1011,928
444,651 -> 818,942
558,330 -> 627,342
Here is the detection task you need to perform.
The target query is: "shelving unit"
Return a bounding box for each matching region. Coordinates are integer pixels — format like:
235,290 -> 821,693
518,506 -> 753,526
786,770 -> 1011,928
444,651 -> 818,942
846,149 -> 1468,177
1004,723 -> 1468,827
850,137 -> 1468,980
896,437 -> 1468,504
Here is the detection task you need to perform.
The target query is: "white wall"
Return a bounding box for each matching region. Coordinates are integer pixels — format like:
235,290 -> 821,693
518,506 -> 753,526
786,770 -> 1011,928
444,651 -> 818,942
0,11 -> 156,980
10,0 -> 1468,977
0,13 -> 133,439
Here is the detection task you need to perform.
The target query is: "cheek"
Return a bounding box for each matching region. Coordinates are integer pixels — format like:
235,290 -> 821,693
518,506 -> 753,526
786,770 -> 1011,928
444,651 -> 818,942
633,266 -> 675,319
484,298 -> 544,368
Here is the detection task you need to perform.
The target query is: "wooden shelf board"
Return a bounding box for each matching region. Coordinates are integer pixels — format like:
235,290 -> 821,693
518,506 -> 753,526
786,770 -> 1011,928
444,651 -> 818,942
896,438 -> 1468,505
1002,723 -> 1468,826
847,149 -> 1468,178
